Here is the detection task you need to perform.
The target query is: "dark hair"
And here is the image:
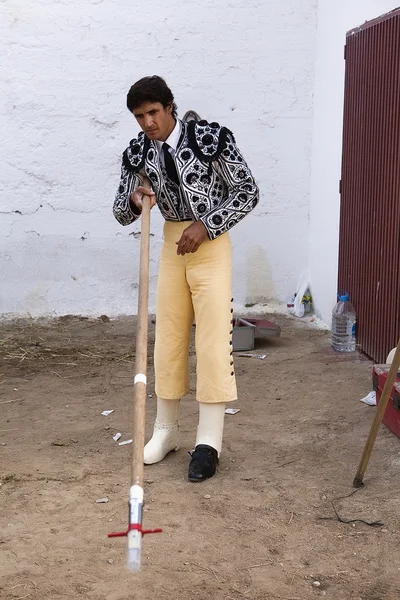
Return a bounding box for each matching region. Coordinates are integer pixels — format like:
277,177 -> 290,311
127,76 -> 177,117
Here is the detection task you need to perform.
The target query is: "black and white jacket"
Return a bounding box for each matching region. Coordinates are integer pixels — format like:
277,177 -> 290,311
113,119 -> 259,240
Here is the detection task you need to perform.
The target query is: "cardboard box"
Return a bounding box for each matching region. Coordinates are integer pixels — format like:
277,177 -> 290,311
232,317 -> 281,351
232,318 -> 255,351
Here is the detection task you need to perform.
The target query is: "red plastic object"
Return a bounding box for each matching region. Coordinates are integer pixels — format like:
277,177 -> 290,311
372,364 -> 400,439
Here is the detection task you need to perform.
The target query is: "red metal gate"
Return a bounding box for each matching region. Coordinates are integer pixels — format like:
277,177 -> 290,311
338,9 -> 400,363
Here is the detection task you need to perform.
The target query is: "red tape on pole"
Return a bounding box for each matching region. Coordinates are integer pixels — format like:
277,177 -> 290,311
108,524 -> 163,538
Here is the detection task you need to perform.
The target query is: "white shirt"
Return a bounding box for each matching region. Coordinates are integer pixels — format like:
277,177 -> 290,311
156,119 -> 181,166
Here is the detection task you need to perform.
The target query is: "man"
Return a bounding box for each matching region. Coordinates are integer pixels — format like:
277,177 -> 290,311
113,76 -> 259,482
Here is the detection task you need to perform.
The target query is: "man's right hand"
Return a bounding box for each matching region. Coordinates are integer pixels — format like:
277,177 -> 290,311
129,186 -> 157,213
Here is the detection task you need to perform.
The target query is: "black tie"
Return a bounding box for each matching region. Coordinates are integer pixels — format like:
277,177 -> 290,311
162,143 -> 179,185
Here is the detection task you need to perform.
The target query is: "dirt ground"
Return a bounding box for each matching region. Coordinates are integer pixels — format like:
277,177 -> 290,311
1,314 -> 399,600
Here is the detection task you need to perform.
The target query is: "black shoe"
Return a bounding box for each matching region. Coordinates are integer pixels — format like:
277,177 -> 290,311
188,444 -> 219,482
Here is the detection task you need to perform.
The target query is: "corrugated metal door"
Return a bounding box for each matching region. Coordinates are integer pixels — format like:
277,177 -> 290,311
338,9 -> 400,364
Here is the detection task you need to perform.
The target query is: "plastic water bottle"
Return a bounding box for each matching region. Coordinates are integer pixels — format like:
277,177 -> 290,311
331,294 -> 356,352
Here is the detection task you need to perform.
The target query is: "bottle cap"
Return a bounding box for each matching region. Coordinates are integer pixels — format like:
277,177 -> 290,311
339,293 -> 350,302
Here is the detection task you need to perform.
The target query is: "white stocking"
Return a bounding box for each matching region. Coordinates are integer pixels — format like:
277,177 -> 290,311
195,402 -> 226,456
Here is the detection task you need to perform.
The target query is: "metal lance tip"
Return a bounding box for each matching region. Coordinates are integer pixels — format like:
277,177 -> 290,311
108,485 -> 162,571
127,484 -> 144,571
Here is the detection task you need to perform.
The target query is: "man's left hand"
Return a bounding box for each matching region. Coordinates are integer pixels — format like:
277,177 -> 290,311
176,221 -> 209,255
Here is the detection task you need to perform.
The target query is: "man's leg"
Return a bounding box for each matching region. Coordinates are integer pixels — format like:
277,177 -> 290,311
186,232 -> 237,481
187,402 -> 226,481
144,396 -> 180,464
145,222 -> 194,464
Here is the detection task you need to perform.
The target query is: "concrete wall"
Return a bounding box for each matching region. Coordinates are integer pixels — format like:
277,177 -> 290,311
309,0 -> 399,325
0,0 -> 316,317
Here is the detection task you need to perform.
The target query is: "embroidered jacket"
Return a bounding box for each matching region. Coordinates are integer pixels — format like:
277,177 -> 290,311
113,119 -> 259,240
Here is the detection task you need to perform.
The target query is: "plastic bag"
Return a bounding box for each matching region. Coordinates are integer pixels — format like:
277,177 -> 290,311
287,274 -> 313,318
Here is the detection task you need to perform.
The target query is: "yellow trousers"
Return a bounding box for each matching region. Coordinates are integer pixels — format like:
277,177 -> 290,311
154,221 -> 237,404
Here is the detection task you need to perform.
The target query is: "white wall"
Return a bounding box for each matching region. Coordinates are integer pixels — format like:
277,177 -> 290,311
309,0 -> 399,325
0,0 -> 316,318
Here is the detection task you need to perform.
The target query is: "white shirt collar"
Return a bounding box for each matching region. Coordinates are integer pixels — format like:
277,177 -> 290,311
156,119 -> 181,153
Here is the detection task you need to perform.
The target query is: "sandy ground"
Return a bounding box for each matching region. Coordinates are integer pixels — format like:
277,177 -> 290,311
0,314 -> 399,600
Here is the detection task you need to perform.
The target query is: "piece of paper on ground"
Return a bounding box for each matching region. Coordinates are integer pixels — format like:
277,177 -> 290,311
360,391 -> 376,406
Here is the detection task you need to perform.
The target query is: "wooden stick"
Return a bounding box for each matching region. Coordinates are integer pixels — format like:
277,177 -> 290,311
131,191 -> 151,488
353,338 -> 400,487
107,183 -> 160,572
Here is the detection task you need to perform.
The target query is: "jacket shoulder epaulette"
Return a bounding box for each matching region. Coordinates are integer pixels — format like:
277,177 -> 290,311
187,119 -> 235,162
122,131 -> 149,173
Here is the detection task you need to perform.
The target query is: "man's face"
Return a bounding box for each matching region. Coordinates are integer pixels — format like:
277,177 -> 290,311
132,101 -> 175,142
